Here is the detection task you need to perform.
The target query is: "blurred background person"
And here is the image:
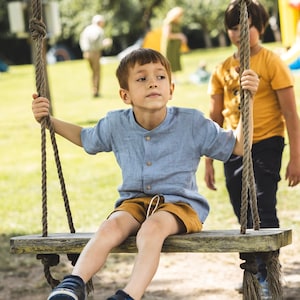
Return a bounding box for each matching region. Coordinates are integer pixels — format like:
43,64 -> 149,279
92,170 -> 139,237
161,7 -> 187,82
80,15 -> 112,98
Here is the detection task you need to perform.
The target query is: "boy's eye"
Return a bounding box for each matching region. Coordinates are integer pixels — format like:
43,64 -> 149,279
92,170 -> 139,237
229,26 -> 239,31
136,75 -> 166,82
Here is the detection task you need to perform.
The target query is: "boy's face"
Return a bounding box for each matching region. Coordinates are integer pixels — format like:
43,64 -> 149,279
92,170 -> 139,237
227,20 -> 261,50
119,62 -> 174,112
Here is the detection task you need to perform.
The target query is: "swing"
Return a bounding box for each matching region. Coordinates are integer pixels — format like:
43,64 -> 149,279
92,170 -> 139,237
10,0 -> 292,298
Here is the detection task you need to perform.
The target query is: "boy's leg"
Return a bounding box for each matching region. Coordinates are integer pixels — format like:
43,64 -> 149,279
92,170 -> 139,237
88,51 -> 100,97
224,137 -> 284,228
122,210 -> 186,300
48,211 -> 140,300
74,211 -> 140,281
225,137 -> 284,298
252,137 -> 283,229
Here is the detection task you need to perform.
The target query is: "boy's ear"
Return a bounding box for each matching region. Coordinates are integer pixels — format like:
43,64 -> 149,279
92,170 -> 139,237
119,88 -> 131,104
169,82 -> 175,100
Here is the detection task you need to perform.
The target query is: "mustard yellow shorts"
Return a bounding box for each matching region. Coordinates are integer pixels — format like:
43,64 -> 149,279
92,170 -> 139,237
112,196 -> 202,233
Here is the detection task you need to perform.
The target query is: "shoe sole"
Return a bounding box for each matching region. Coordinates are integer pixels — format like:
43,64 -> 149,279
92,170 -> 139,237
47,289 -> 80,300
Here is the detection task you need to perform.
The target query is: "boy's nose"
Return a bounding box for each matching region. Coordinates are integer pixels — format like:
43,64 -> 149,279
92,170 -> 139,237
149,78 -> 158,88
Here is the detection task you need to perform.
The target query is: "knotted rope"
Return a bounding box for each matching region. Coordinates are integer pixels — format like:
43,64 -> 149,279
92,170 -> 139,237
30,0 -> 75,239
29,0 -> 89,291
238,0 -> 260,235
238,1 -> 261,298
238,0 -> 282,298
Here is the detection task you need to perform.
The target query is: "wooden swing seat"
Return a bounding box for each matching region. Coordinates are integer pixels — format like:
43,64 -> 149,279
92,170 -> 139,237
10,228 -> 292,255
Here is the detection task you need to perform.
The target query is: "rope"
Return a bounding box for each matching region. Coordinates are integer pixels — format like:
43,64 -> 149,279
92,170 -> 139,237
29,0 -> 75,238
29,0 -> 95,293
240,253 -> 260,299
37,254 -> 60,288
238,1 -> 261,297
238,1 -> 282,298
238,0 -> 260,234
29,0 -> 81,290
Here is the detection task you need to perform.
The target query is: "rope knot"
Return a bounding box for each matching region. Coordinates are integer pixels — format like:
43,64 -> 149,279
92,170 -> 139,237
240,0 -> 252,7
240,261 -> 258,274
29,17 -> 47,40
240,252 -> 258,274
244,0 -> 252,6
37,253 -> 60,267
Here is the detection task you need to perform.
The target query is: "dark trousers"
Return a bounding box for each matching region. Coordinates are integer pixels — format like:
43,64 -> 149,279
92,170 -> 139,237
224,136 -> 284,229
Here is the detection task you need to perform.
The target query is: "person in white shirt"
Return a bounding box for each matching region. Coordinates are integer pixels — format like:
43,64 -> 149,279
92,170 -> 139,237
80,15 -> 111,97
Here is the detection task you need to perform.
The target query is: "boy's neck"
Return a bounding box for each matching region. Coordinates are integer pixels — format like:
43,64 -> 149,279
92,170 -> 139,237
133,108 -> 167,131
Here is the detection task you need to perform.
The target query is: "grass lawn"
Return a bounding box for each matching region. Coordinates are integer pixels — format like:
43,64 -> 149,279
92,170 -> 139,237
1,44 -> 300,300
0,44 -> 299,236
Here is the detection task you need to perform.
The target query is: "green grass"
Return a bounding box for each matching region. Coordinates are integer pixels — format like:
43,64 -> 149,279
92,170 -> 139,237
1,44 -> 300,237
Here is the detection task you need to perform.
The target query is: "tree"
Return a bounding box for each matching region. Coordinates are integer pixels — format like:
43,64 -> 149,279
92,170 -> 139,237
0,0 -> 278,58
56,0 -> 165,52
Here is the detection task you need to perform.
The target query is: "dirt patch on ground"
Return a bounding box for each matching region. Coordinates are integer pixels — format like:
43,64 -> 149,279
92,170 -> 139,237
1,234 -> 299,299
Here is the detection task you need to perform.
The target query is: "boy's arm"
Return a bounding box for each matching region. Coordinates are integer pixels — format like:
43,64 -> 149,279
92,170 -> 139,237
204,94 -> 224,190
232,69 -> 258,156
205,69 -> 258,190
32,94 -> 83,147
277,87 -> 300,186
49,117 -> 83,147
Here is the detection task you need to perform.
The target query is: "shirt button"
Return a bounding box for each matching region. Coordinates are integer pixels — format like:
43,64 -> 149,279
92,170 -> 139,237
146,185 -> 151,190
145,136 -> 151,141
146,161 -> 152,166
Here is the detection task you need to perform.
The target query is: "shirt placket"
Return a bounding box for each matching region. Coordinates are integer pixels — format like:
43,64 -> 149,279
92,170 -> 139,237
143,134 -> 153,193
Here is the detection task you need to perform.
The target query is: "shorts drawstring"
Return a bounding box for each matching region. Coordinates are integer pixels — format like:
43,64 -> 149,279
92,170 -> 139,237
146,194 -> 162,219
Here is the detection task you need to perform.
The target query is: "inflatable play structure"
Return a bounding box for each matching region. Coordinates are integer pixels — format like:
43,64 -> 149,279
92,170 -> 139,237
279,0 -> 300,69
279,0 -> 300,47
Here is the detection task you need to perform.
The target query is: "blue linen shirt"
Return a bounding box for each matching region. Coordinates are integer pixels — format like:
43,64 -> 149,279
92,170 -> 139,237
81,107 -> 236,223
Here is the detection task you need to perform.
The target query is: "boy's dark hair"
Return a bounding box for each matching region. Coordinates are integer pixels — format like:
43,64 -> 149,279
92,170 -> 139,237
224,0 -> 269,35
116,48 -> 172,90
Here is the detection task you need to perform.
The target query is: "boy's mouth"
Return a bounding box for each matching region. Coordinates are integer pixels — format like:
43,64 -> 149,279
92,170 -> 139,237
147,92 -> 161,97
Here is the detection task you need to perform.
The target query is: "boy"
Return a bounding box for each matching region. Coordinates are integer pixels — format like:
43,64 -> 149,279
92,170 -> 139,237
32,48 -> 258,300
205,0 -> 300,297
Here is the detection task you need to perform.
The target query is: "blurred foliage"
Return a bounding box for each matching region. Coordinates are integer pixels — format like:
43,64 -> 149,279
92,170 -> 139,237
1,0 -> 278,52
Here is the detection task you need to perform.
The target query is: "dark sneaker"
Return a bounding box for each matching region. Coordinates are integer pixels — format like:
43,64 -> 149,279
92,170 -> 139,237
256,265 -> 271,300
259,278 -> 271,300
106,289 -> 134,300
47,275 -> 86,300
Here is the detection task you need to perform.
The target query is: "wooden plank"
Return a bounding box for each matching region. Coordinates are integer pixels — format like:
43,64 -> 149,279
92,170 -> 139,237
10,228 -> 292,255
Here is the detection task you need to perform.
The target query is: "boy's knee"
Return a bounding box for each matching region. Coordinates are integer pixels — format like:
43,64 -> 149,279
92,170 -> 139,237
140,219 -> 161,233
97,218 -> 123,239
136,220 -> 165,244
